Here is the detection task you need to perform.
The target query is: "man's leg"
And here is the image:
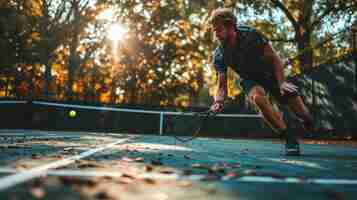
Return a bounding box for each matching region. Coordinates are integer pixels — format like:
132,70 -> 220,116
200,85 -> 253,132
275,80 -> 314,155
243,80 -> 300,156
247,85 -> 287,133
287,96 -> 315,132
248,86 -> 302,155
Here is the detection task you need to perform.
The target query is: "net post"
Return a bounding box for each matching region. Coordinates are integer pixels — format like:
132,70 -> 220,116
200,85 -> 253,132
159,112 -> 164,135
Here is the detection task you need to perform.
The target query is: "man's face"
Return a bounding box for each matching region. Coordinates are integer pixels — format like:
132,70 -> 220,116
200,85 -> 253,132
212,22 -> 228,42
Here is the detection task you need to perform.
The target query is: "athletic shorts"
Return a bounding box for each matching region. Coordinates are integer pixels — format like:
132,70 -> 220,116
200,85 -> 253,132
241,77 -> 300,105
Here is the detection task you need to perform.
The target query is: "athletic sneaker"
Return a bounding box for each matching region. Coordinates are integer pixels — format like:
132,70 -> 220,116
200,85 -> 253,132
278,128 -> 301,156
285,136 -> 300,156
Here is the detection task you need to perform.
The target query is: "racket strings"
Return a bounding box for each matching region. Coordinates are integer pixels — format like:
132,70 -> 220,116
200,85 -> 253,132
172,110 -> 216,143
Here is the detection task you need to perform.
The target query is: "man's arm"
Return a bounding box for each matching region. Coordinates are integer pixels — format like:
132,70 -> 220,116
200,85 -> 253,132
261,43 -> 298,94
211,72 -> 227,113
261,43 -> 285,86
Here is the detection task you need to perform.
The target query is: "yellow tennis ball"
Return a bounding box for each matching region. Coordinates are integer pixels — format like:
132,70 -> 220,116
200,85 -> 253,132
69,110 -> 76,118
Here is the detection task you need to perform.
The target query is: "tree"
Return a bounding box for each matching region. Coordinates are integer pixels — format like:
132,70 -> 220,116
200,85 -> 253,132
0,6 -> 17,68
2,0 -> 354,107
0,1 -> 37,98
227,0 -> 356,72
17,0 -> 76,99
90,0 -> 213,106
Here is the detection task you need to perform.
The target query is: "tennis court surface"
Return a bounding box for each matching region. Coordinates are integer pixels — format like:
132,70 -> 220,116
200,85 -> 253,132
0,129 -> 357,200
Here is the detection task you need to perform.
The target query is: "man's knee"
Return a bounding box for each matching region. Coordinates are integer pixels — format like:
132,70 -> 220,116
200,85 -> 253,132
248,86 -> 267,106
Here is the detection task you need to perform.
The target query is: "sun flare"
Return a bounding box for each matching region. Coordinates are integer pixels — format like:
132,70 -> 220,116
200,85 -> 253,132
108,24 -> 128,42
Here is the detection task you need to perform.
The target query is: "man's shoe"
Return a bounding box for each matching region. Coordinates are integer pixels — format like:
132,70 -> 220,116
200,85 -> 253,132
285,137 -> 300,156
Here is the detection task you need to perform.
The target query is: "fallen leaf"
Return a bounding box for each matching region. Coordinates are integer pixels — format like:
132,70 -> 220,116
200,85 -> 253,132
121,173 -> 136,179
77,162 -> 104,168
222,172 -> 241,180
117,176 -> 135,184
151,159 -> 163,166
134,157 -> 144,162
177,180 -> 193,187
209,165 -> 226,174
201,175 -> 220,181
30,187 -> 45,199
191,163 -> 210,169
243,170 -> 258,176
54,154 -> 64,159
144,165 -> 153,172
122,157 -> 134,162
159,168 -> 175,174
143,178 -> 156,184
95,191 -> 110,199
32,154 -> 40,159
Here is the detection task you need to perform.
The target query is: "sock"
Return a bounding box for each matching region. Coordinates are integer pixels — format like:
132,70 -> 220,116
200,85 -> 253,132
277,128 -> 288,139
279,128 -> 287,135
279,127 -> 298,141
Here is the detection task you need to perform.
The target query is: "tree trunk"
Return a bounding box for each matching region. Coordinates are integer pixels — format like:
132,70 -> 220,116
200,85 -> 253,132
296,0 -> 314,71
41,48 -> 52,100
352,21 -> 357,96
67,0 -> 80,101
110,78 -> 117,104
67,57 -> 76,101
29,67 -> 36,100
296,29 -> 313,71
44,63 -> 52,99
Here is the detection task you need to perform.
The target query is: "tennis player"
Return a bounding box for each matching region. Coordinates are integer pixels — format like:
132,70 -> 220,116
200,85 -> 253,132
208,8 -> 314,156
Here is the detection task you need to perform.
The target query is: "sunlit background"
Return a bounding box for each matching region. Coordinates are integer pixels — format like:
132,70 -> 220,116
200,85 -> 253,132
0,0 -> 355,107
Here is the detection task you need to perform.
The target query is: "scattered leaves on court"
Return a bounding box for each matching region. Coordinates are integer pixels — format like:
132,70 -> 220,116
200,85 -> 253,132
121,156 -> 144,162
151,159 -> 163,166
30,187 -> 46,199
222,172 -> 242,180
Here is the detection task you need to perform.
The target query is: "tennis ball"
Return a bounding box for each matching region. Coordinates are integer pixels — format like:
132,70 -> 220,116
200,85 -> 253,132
69,110 -> 77,118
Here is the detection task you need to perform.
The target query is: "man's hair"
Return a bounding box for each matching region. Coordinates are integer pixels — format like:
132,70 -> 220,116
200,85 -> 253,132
209,8 -> 236,27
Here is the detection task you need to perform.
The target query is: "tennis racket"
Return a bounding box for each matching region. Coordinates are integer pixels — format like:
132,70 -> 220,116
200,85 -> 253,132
166,109 -> 216,143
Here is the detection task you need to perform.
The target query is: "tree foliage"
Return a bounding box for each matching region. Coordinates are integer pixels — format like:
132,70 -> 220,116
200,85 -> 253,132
0,0 -> 355,106
231,0 -> 356,73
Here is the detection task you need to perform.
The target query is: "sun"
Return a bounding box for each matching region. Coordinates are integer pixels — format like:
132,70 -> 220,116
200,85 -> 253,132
97,8 -> 128,42
108,24 -> 128,42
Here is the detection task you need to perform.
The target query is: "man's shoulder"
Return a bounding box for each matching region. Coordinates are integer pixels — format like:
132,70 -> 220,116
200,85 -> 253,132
237,25 -> 269,45
236,25 -> 257,34
213,46 -> 222,53
213,46 -> 223,60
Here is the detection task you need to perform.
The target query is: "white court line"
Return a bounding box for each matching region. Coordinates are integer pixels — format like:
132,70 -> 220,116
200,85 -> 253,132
262,158 -> 328,170
236,176 -> 357,185
0,167 -> 357,185
0,135 -> 80,139
0,168 -> 122,178
0,136 -> 134,191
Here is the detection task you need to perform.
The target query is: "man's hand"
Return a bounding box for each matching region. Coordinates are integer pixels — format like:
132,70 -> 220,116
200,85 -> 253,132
212,72 -> 227,113
280,81 -> 298,95
210,100 -> 224,113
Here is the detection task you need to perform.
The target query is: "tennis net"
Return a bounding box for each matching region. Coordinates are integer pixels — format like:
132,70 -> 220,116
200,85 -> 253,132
0,100 -> 273,138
